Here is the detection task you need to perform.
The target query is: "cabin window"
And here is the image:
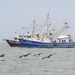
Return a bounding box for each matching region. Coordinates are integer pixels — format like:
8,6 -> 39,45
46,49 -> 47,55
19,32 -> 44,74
27,36 -> 31,38
19,35 -> 22,37
14,38 -> 18,40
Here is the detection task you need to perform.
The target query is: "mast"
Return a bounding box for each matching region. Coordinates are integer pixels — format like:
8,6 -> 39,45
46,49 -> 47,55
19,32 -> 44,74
44,14 -> 51,36
32,20 -> 36,36
47,14 -> 50,35
39,14 -> 51,38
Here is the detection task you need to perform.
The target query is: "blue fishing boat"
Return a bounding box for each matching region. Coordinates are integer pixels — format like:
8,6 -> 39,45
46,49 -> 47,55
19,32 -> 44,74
19,14 -> 75,48
5,14 -> 75,48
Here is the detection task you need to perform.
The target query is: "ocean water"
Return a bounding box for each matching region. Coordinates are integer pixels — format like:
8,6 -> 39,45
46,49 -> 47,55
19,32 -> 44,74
0,42 -> 75,75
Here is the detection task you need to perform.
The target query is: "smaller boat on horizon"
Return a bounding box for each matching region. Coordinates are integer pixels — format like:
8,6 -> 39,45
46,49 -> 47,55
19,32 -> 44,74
5,34 -> 23,47
6,39 -> 20,47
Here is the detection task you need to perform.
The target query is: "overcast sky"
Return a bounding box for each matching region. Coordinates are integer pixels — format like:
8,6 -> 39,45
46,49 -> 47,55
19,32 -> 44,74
0,0 -> 75,42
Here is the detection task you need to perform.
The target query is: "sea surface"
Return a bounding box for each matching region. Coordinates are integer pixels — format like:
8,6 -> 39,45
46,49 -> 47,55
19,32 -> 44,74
0,42 -> 75,75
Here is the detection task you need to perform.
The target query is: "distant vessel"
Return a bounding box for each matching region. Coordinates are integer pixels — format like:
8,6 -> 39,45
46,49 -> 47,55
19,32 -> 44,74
6,39 -> 20,47
19,14 -> 75,48
5,27 -> 26,47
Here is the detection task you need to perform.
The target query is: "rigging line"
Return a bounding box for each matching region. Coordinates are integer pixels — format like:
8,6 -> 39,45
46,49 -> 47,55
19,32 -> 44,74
51,22 -> 63,28
22,21 -> 38,35
50,18 -> 63,22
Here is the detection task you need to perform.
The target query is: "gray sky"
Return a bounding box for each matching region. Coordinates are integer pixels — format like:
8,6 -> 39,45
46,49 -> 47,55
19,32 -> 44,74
0,0 -> 75,42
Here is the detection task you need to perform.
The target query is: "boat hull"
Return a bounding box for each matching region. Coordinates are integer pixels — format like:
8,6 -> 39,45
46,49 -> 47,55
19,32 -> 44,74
56,42 -> 75,48
19,39 -> 54,48
19,39 -> 75,48
6,39 -> 21,47
6,38 -> 75,48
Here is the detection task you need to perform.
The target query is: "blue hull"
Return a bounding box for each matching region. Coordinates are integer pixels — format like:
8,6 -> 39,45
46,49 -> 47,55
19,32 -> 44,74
56,42 -> 75,48
19,39 -> 54,48
19,39 -> 75,48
